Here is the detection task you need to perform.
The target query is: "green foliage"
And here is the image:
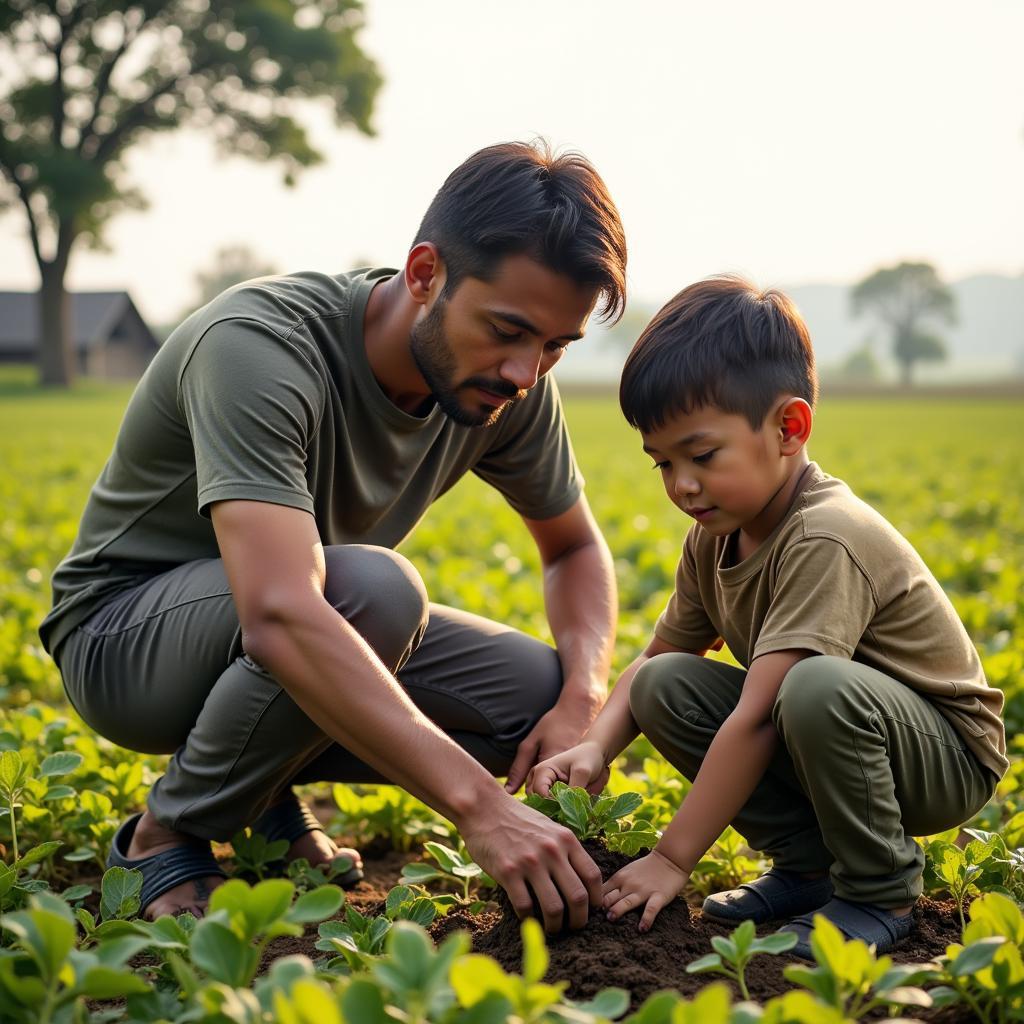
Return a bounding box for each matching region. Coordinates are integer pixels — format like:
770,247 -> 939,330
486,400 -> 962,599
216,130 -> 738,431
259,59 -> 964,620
782,915 -> 937,1019
331,782 -> 452,851
525,782 -> 659,854
687,919 -> 797,1000
400,841 -> 496,909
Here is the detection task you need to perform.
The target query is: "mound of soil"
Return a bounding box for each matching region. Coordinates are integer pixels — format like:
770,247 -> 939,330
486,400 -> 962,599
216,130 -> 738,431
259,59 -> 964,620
429,842 -> 967,1014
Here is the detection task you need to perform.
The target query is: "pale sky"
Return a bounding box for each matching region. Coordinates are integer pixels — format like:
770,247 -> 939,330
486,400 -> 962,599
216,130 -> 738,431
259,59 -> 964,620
1,0 -> 1022,324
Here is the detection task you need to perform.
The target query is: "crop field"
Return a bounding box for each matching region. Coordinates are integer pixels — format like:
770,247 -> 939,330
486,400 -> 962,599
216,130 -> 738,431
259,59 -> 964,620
1,369 -> 1022,1022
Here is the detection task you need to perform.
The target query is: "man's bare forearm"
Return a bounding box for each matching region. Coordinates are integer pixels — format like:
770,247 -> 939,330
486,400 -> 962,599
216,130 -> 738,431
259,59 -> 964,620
244,596 -> 496,827
542,534 -> 616,711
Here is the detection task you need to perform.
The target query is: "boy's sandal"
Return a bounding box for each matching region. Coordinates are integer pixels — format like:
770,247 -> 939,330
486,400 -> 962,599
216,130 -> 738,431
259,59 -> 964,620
107,813 -> 227,915
778,896 -> 915,959
701,869 -> 833,924
250,796 -> 364,888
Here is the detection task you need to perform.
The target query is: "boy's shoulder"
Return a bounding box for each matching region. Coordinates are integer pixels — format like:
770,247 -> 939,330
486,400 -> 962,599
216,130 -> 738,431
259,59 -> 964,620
782,465 -> 921,569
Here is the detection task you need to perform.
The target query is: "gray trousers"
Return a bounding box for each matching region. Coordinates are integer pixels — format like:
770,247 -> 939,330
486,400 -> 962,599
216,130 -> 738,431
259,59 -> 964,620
628,653 -> 997,907
56,545 -> 562,842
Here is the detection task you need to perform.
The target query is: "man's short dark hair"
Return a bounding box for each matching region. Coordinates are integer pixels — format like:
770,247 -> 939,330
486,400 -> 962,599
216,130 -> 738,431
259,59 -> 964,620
414,140 -> 627,323
619,275 -> 819,433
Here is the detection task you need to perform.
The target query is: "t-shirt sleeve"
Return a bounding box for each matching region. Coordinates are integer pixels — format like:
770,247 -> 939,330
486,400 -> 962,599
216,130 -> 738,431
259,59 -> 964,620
654,528 -> 721,651
178,320 -> 325,517
752,536 -> 877,660
472,375 -> 584,520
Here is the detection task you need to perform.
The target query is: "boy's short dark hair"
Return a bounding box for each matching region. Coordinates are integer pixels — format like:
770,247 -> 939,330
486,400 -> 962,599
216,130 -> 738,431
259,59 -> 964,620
413,140 -> 627,323
619,275 -> 818,432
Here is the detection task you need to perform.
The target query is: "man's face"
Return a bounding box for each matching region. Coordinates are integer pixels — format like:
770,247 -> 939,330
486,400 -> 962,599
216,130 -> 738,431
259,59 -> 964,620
410,253 -> 598,427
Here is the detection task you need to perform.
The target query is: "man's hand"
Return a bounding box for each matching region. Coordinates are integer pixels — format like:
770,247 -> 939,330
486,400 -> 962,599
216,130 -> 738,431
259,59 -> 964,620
459,794 -> 604,933
504,694 -> 602,794
602,850 -> 689,933
525,740 -> 607,797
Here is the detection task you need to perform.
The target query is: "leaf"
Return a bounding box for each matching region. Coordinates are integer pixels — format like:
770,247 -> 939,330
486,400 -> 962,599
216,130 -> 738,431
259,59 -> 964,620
450,953 -> 517,1005
43,785 -> 76,801
340,978 -> 391,1023
0,750 -> 24,793
60,884 -> 93,903
949,936 -> 1006,976
16,840 -> 62,868
602,792 -> 644,822
191,917 -> 257,986
79,964 -> 153,998
521,916 -> 548,984
400,862 -> 444,883
750,931 -> 799,955
38,752 -> 84,778
686,952 -> 724,973
100,866 -> 143,921
571,987 -> 630,1017
424,841 -> 460,873
288,885 -> 344,924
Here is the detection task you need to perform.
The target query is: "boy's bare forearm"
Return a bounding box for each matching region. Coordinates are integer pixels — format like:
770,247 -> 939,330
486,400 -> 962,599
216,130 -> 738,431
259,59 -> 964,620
654,650 -> 810,873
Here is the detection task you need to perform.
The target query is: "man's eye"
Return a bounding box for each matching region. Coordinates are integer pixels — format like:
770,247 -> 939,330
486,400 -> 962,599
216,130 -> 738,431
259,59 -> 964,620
492,324 -> 520,341
545,340 -> 568,353
693,450 -> 716,465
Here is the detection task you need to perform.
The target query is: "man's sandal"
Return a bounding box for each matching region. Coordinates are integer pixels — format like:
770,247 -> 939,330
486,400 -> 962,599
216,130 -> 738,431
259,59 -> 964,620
250,796 -> 364,888
778,896 -> 915,959
702,869 -> 833,924
107,813 -> 227,915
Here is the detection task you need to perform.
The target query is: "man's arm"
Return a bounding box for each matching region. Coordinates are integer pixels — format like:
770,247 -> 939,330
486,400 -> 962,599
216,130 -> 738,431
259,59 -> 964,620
504,495 -> 617,792
603,650 -> 812,930
211,499 -> 603,931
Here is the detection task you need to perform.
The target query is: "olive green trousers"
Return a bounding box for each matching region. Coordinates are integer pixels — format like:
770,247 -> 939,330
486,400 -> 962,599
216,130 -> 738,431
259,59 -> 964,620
628,653 -> 997,907
56,545 -> 563,843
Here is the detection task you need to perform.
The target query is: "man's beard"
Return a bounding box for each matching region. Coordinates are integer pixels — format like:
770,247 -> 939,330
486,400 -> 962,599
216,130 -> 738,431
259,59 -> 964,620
409,298 -> 526,427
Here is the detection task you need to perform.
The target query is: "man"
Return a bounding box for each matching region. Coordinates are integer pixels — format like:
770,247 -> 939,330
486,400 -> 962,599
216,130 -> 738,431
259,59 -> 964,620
40,141 -> 627,930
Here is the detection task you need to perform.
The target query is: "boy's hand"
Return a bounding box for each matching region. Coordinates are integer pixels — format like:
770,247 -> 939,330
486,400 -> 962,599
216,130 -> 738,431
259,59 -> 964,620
525,740 -> 608,797
602,850 -> 689,932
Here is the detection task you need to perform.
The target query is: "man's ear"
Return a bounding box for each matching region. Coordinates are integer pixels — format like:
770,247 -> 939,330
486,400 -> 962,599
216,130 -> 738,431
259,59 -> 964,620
775,397 -> 813,454
404,243 -> 445,307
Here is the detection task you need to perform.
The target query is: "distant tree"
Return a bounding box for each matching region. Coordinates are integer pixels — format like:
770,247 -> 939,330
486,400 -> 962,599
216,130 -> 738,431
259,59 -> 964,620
851,262 -> 956,387
192,244 -> 278,309
837,343 -> 882,384
0,2 -> 382,387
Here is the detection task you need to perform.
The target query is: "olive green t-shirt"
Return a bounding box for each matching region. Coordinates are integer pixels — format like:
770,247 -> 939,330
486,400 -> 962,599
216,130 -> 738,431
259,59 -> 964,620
40,268 -> 583,654
655,463 -> 1007,778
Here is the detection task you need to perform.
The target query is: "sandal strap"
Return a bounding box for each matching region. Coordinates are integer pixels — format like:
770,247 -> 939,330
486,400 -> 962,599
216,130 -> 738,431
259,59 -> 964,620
789,897 -> 912,947
250,797 -> 323,846
107,813 -> 227,913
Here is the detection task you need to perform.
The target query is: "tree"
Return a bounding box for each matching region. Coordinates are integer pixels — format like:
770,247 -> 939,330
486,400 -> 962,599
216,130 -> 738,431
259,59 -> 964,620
192,243 -> 278,309
0,2 -> 382,387
850,262 -> 956,387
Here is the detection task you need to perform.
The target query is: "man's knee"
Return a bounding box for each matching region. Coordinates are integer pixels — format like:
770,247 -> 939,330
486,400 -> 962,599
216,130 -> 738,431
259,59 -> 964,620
629,652 -> 706,737
322,545 -> 429,670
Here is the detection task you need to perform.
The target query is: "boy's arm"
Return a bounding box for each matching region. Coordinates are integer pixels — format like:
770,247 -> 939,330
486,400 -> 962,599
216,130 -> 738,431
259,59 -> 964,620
527,634 -> 704,796
603,649 -> 811,930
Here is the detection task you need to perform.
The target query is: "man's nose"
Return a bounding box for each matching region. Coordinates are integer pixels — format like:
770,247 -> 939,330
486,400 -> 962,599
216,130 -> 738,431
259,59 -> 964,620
500,348 -> 542,391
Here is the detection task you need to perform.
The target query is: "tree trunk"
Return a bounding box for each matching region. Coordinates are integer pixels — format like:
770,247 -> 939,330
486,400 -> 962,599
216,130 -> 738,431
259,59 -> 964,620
38,258 -> 75,388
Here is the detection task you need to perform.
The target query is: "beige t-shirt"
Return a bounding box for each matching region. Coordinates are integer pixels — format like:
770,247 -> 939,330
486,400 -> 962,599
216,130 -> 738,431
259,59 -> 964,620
655,463 -> 1007,778
41,268 -> 583,653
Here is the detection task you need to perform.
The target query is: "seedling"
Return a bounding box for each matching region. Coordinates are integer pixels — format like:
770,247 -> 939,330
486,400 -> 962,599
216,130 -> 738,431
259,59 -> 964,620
230,827 -> 290,880
331,783 -> 451,851
690,827 -> 769,897
783,915 -> 936,1019
524,782 -> 659,856
931,833 -> 1000,930
686,919 -> 797,1000
399,841 -> 496,911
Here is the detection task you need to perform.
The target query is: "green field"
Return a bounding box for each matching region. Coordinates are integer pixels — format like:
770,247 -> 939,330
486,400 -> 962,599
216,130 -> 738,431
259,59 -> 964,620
1,376 -> 1022,1021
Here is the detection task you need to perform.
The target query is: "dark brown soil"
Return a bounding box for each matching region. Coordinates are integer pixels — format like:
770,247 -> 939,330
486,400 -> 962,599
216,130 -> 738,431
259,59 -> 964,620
427,842 -> 968,1015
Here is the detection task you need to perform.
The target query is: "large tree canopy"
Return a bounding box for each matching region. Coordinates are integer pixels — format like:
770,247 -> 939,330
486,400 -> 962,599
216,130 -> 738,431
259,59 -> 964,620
0,0 -> 382,386
851,262 -> 956,387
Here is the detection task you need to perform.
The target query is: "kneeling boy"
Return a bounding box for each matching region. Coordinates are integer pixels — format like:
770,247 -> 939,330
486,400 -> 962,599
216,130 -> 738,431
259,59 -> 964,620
527,276 -> 1005,955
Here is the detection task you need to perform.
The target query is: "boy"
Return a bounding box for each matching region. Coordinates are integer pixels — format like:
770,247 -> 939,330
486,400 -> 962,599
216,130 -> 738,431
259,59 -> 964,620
527,276 -> 1005,955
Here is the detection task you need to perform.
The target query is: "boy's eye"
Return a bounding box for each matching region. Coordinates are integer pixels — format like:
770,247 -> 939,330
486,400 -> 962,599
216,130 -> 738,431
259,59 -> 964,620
693,450 -> 716,465
650,460 -> 669,471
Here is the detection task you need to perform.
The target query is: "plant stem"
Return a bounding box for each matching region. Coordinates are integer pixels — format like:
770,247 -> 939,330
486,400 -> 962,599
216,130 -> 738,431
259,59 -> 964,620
8,801 -> 17,863
736,965 -> 750,1002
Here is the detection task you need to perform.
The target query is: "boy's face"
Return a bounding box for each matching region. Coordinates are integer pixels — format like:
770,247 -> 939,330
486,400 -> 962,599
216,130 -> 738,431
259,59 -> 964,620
641,403 -> 799,544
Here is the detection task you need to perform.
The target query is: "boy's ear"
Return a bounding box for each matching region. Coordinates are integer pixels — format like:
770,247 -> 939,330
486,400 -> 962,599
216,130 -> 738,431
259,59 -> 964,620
775,397 -> 813,454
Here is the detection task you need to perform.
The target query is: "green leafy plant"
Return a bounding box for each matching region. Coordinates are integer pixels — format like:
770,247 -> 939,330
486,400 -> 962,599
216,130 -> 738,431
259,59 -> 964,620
686,919 -> 797,1000
525,782 -> 660,856
331,783 -> 452,851
930,832 -> 1000,930
783,914 -> 936,1019
929,890 -> 1024,1022
230,827 -> 291,880
690,827 -> 770,897
399,841 -> 496,911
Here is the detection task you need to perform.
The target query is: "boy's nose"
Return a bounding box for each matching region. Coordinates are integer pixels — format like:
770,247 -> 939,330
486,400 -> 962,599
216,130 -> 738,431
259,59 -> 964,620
673,473 -> 700,497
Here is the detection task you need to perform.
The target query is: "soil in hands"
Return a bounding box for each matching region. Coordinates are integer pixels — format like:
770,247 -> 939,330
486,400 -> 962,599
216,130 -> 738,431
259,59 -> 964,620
428,841 -> 966,1011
